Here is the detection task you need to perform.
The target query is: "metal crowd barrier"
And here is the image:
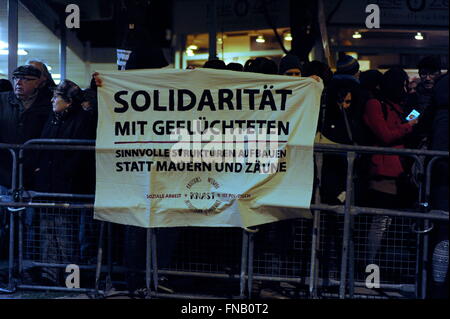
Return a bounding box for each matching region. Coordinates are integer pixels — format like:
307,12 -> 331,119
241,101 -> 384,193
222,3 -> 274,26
0,140 -> 448,299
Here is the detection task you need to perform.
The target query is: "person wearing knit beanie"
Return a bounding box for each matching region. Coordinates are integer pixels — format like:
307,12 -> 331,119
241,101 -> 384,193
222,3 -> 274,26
336,54 -> 360,76
278,54 -> 302,76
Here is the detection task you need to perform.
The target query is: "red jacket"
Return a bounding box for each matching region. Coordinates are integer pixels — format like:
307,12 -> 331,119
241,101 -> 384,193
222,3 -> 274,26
363,98 -> 413,178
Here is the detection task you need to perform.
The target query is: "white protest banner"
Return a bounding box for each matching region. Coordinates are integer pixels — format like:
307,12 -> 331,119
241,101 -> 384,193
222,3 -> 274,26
94,68 -> 323,228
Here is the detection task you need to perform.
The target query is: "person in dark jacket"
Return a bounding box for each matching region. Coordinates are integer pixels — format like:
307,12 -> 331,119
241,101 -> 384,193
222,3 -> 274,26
33,79 -> 96,285
405,56 -> 442,149
0,65 -> 52,274
33,80 -> 96,194
319,78 -> 362,277
0,65 -> 51,190
363,67 -> 418,263
326,55 -> 363,140
428,73 -> 448,299
321,79 -> 363,202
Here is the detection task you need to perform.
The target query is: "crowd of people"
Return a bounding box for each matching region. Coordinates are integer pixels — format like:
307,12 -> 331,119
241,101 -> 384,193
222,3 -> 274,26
0,53 -> 448,297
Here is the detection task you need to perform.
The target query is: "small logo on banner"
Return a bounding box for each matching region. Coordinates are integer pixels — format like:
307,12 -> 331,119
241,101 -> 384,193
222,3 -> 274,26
183,176 -> 224,214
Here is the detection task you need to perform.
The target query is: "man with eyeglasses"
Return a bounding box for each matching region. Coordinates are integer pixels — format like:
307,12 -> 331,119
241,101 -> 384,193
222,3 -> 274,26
0,65 -> 52,193
406,56 -> 443,149
0,65 -> 51,265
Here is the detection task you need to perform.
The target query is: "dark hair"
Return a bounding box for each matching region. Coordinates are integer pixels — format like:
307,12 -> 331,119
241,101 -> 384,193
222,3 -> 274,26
380,67 -> 409,103
203,59 -> 226,70
323,79 -> 360,137
417,56 -> 441,73
53,79 -> 84,107
0,79 -> 13,92
278,54 -> 301,75
81,88 -> 97,110
360,70 -> 383,92
302,60 -> 333,84
327,80 -> 354,111
226,62 -> 244,72
244,57 -> 278,75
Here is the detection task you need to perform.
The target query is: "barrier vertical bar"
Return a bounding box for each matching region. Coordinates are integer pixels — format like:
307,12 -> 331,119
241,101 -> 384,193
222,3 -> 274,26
145,228 -> 152,297
18,211 -> 23,277
106,222 -> 113,292
94,221 -> 105,293
8,212 -> 14,290
9,148 -> 18,291
339,152 -> 356,299
348,216 -> 355,298
247,232 -> 255,299
348,170 -> 356,298
418,157 -> 429,299
151,228 -> 158,291
17,148 -> 23,280
18,142 -> 25,284
239,230 -> 248,298
309,211 -> 320,298
309,153 -> 322,298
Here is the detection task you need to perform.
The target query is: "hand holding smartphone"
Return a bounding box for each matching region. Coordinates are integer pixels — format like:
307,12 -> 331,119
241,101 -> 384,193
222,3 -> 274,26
406,109 -> 420,122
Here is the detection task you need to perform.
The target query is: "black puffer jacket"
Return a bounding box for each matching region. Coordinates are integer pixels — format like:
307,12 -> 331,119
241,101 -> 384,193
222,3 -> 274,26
0,91 -> 51,188
33,104 -> 96,194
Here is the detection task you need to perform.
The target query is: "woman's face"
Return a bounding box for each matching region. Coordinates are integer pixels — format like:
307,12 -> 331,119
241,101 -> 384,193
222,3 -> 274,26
338,92 -> 352,109
404,80 -> 409,94
52,94 -> 71,113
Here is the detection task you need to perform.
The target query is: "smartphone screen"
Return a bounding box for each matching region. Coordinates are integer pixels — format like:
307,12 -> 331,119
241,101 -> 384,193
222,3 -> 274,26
406,109 -> 420,121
